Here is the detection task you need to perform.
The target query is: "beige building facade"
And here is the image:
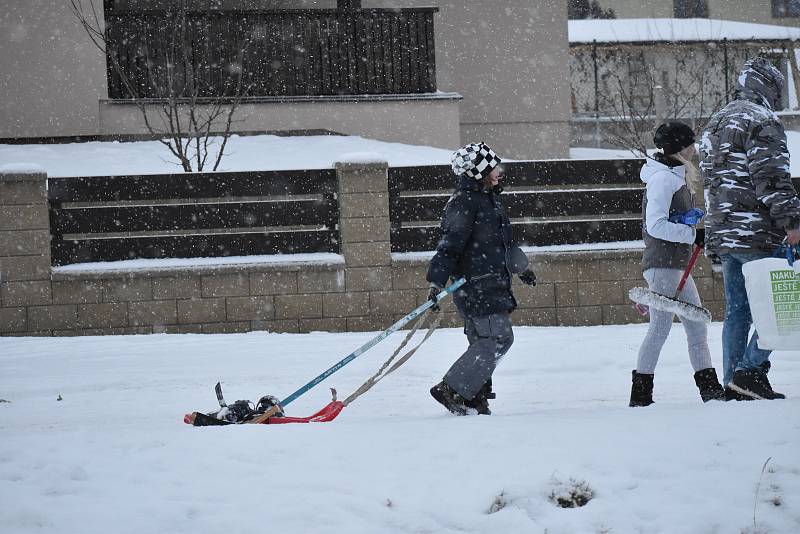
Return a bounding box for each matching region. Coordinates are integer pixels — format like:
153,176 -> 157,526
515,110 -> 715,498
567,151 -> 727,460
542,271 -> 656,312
0,0 -> 570,159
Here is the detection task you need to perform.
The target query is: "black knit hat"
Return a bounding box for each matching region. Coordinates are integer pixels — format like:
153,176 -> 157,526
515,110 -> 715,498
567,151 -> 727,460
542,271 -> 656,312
653,121 -> 695,155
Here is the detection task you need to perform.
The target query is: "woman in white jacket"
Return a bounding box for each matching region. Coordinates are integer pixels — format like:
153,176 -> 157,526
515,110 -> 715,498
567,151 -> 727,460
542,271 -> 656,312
630,121 -> 725,406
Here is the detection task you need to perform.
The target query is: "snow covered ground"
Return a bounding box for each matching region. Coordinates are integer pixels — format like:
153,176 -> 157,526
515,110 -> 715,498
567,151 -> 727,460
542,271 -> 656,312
1,323 -> 798,534
0,134 -> 454,177
3,132 -> 800,178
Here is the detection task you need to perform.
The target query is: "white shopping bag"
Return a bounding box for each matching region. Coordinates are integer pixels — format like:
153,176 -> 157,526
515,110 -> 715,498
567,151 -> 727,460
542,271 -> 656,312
742,257 -> 800,351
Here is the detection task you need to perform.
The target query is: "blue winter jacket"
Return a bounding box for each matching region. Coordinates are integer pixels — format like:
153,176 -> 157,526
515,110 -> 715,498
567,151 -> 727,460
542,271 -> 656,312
426,175 -> 517,317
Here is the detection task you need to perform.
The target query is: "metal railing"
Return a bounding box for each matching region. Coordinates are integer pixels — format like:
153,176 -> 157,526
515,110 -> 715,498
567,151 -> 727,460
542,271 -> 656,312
105,7 -> 438,99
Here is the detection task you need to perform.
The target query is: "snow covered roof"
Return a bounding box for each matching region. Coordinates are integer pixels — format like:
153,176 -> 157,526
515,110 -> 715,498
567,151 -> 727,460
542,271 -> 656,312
569,18 -> 800,44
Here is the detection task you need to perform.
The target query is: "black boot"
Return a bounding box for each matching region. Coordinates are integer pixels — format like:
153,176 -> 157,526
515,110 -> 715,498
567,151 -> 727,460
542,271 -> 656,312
761,371 -> 786,400
724,386 -> 750,401
693,368 -> 725,402
629,370 -> 654,407
466,378 -> 495,415
430,381 -> 469,415
729,369 -> 785,400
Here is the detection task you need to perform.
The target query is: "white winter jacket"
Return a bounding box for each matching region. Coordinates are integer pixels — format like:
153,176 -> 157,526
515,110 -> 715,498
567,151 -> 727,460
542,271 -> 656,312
640,157 -> 696,245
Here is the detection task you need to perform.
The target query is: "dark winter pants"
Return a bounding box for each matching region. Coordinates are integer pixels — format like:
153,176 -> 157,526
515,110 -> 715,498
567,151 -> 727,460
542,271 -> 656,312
443,312 -> 514,400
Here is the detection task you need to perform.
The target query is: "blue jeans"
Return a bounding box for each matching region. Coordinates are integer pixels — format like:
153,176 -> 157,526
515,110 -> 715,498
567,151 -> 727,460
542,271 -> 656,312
720,252 -> 773,385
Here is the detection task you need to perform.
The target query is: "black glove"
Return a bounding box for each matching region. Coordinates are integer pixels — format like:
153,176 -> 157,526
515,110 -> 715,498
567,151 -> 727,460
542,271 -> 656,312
519,269 -> 537,286
693,228 -> 705,247
708,251 -> 723,274
427,285 -> 442,312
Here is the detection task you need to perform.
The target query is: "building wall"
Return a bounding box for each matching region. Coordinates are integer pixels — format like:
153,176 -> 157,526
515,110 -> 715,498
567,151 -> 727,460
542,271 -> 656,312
437,0 -> 571,159
0,0 -> 108,138
1,1 -> 571,159
369,0 -> 571,158
598,0 -> 800,27
0,0 -> 458,148
98,96 -> 462,149
1,165 -> 726,337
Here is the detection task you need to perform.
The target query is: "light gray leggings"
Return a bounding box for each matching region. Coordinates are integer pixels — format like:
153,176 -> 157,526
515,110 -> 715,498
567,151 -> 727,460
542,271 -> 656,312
636,268 -> 713,374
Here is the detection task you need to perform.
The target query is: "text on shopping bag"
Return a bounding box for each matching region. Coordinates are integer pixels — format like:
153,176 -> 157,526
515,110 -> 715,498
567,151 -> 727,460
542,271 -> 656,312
771,269 -> 800,334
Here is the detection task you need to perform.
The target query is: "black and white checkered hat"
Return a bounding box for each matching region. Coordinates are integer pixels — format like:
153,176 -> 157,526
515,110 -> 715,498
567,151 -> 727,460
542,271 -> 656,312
451,142 -> 501,180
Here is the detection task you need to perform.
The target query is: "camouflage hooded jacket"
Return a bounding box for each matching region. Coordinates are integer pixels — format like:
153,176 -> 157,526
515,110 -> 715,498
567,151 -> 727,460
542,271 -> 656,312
699,57 -> 800,254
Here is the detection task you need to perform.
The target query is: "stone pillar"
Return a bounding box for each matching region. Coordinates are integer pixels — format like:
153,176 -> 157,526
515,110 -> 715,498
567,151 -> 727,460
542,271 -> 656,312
335,161 -> 393,329
0,171 -> 52,334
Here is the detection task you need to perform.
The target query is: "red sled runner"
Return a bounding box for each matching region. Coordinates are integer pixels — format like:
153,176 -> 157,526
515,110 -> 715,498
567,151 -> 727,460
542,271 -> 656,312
183,407 -> 344,425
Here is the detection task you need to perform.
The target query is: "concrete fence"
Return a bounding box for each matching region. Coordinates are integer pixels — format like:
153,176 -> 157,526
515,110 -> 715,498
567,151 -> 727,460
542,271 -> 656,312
0,165 -> 726,337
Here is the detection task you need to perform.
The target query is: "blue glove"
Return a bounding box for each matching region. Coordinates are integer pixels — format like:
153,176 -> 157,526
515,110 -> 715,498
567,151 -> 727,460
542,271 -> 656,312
669,208 -> 705,226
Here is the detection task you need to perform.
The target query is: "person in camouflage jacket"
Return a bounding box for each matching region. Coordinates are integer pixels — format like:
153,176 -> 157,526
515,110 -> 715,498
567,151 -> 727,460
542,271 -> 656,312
699,57 -> 800,401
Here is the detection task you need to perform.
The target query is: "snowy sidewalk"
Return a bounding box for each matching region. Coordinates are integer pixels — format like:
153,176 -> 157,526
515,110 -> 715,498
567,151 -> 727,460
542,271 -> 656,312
1,323 -> 798,533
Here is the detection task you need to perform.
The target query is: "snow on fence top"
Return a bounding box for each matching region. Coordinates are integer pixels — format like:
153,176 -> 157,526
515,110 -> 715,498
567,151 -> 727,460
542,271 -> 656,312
0,162 -> 46,174
569,18 -> 800,44
336,152 -> 388,164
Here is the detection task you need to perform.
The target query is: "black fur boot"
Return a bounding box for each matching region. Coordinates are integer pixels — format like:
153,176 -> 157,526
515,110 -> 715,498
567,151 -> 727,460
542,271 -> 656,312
430,381 -> 469,415
693,368 -> 725,402
629,370 -> 654,407
466,378 -> 495,415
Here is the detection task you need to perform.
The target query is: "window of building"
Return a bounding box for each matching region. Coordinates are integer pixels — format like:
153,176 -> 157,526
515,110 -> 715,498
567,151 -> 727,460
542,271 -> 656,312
568,0 -> 615,20
674,0 -> 709,18
773,0 -> 800,17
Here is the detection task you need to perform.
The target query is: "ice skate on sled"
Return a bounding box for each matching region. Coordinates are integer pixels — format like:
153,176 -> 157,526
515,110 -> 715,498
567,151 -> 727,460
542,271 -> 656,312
183,278 -> 466,426
183,383 -> 344,426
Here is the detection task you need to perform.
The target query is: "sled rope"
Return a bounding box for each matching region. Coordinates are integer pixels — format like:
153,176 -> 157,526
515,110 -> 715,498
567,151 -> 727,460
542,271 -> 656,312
343,309 -> 442,407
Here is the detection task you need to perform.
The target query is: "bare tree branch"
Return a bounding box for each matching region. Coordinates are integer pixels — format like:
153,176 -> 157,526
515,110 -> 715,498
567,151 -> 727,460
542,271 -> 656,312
70,0 -> 256,172
598,44 -> 730,159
